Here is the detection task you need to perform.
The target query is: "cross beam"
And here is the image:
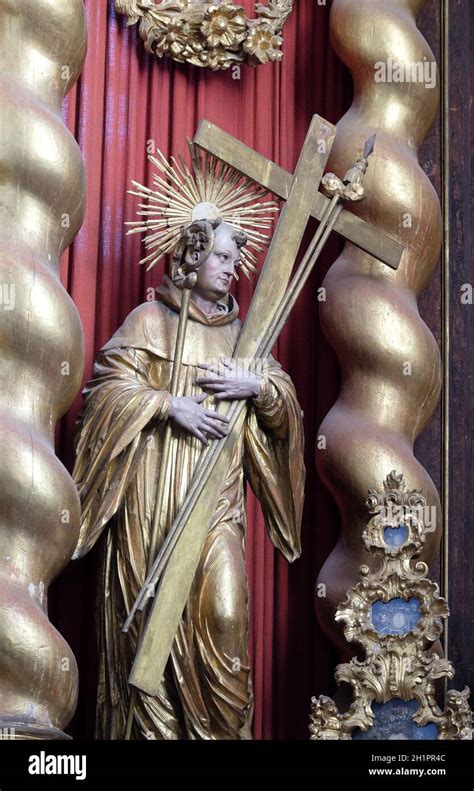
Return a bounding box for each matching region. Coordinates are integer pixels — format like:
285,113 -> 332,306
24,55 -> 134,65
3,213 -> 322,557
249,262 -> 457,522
194,119 -> 403,271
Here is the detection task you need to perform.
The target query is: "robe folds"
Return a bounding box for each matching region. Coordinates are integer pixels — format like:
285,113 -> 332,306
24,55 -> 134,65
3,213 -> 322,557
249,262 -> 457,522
73,276 -> 305,740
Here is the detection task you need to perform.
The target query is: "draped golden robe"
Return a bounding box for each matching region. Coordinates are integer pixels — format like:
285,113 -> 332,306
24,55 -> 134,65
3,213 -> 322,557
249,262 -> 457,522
72,276 -> 305,740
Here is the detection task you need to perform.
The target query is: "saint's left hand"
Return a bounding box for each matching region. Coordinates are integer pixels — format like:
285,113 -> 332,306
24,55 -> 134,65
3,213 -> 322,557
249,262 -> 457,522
196,357 -> 262,401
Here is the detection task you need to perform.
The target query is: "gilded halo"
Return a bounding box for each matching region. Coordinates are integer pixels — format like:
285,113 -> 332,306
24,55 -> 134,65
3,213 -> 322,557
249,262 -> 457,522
126,140 -> 278,279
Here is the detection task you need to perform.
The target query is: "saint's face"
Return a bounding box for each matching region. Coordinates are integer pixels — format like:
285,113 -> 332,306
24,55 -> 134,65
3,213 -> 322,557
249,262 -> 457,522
195,224 -> 240,302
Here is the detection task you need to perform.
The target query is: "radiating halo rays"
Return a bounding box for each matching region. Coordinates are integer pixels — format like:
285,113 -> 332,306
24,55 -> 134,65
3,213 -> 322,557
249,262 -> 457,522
126,140 -> 279,280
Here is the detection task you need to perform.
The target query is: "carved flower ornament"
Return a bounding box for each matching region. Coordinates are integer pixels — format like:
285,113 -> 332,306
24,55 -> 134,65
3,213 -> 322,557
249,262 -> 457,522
115,0 -> 293,70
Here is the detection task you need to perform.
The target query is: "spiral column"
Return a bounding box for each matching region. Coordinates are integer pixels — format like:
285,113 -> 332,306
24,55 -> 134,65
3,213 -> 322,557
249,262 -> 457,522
0,0 -> 86,737
316,0 -> 442,657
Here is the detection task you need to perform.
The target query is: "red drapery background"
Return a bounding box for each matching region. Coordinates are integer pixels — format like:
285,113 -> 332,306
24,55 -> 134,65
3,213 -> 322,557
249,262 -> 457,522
51,0 -> 352,740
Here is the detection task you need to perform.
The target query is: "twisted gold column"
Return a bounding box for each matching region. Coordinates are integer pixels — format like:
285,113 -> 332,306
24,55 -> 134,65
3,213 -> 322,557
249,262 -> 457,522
316,0 -> 442,657
0,0 -> 86,738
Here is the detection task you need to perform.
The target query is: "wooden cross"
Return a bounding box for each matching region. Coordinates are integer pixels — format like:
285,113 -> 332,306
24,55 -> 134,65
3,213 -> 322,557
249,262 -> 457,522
196,117 -> 402,359
128,116 -> 404,695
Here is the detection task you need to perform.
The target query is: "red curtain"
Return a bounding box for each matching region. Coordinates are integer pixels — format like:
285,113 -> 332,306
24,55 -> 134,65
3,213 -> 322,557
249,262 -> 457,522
51,0 -> 351,739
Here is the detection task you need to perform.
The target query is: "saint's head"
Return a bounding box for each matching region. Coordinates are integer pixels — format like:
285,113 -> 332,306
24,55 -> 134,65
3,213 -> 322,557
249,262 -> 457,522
172,220 -> 247,305
194,222 -> 247,303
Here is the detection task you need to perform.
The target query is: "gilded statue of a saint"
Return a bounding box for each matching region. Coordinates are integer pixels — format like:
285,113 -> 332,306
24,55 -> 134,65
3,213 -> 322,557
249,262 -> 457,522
72,148 -> 305,740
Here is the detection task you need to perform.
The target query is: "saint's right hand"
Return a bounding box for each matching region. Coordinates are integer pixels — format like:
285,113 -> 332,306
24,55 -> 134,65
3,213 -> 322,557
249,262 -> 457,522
168,394 -> 230,445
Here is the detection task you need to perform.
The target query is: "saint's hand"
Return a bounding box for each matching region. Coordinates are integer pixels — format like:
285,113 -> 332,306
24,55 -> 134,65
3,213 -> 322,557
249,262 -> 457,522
168,393 -> 229,445
196,357 -> 262,401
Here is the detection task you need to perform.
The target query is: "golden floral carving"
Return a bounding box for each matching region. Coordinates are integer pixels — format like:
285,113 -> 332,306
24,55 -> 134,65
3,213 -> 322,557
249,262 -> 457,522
115,0 -> 293,70
201,4 -> 246,48
243,24 -> 283,65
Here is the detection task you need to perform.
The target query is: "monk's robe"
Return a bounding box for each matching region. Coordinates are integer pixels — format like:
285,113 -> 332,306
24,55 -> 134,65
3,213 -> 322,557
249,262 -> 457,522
72,275 -> 305,740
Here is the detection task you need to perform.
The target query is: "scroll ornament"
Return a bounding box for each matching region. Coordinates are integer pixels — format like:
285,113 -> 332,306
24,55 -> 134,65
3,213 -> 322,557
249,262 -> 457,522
115,0 -> 293,70
310,472 -> 473,740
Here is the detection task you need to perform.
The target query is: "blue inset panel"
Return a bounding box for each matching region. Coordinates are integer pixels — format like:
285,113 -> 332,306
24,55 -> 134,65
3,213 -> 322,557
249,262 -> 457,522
384,524 -> 409,546
354,699 -> 438,740
371,597 -> 421,636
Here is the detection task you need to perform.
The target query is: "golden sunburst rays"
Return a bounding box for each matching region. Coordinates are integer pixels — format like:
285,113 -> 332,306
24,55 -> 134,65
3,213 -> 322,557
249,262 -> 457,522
126,140 -> 279,280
